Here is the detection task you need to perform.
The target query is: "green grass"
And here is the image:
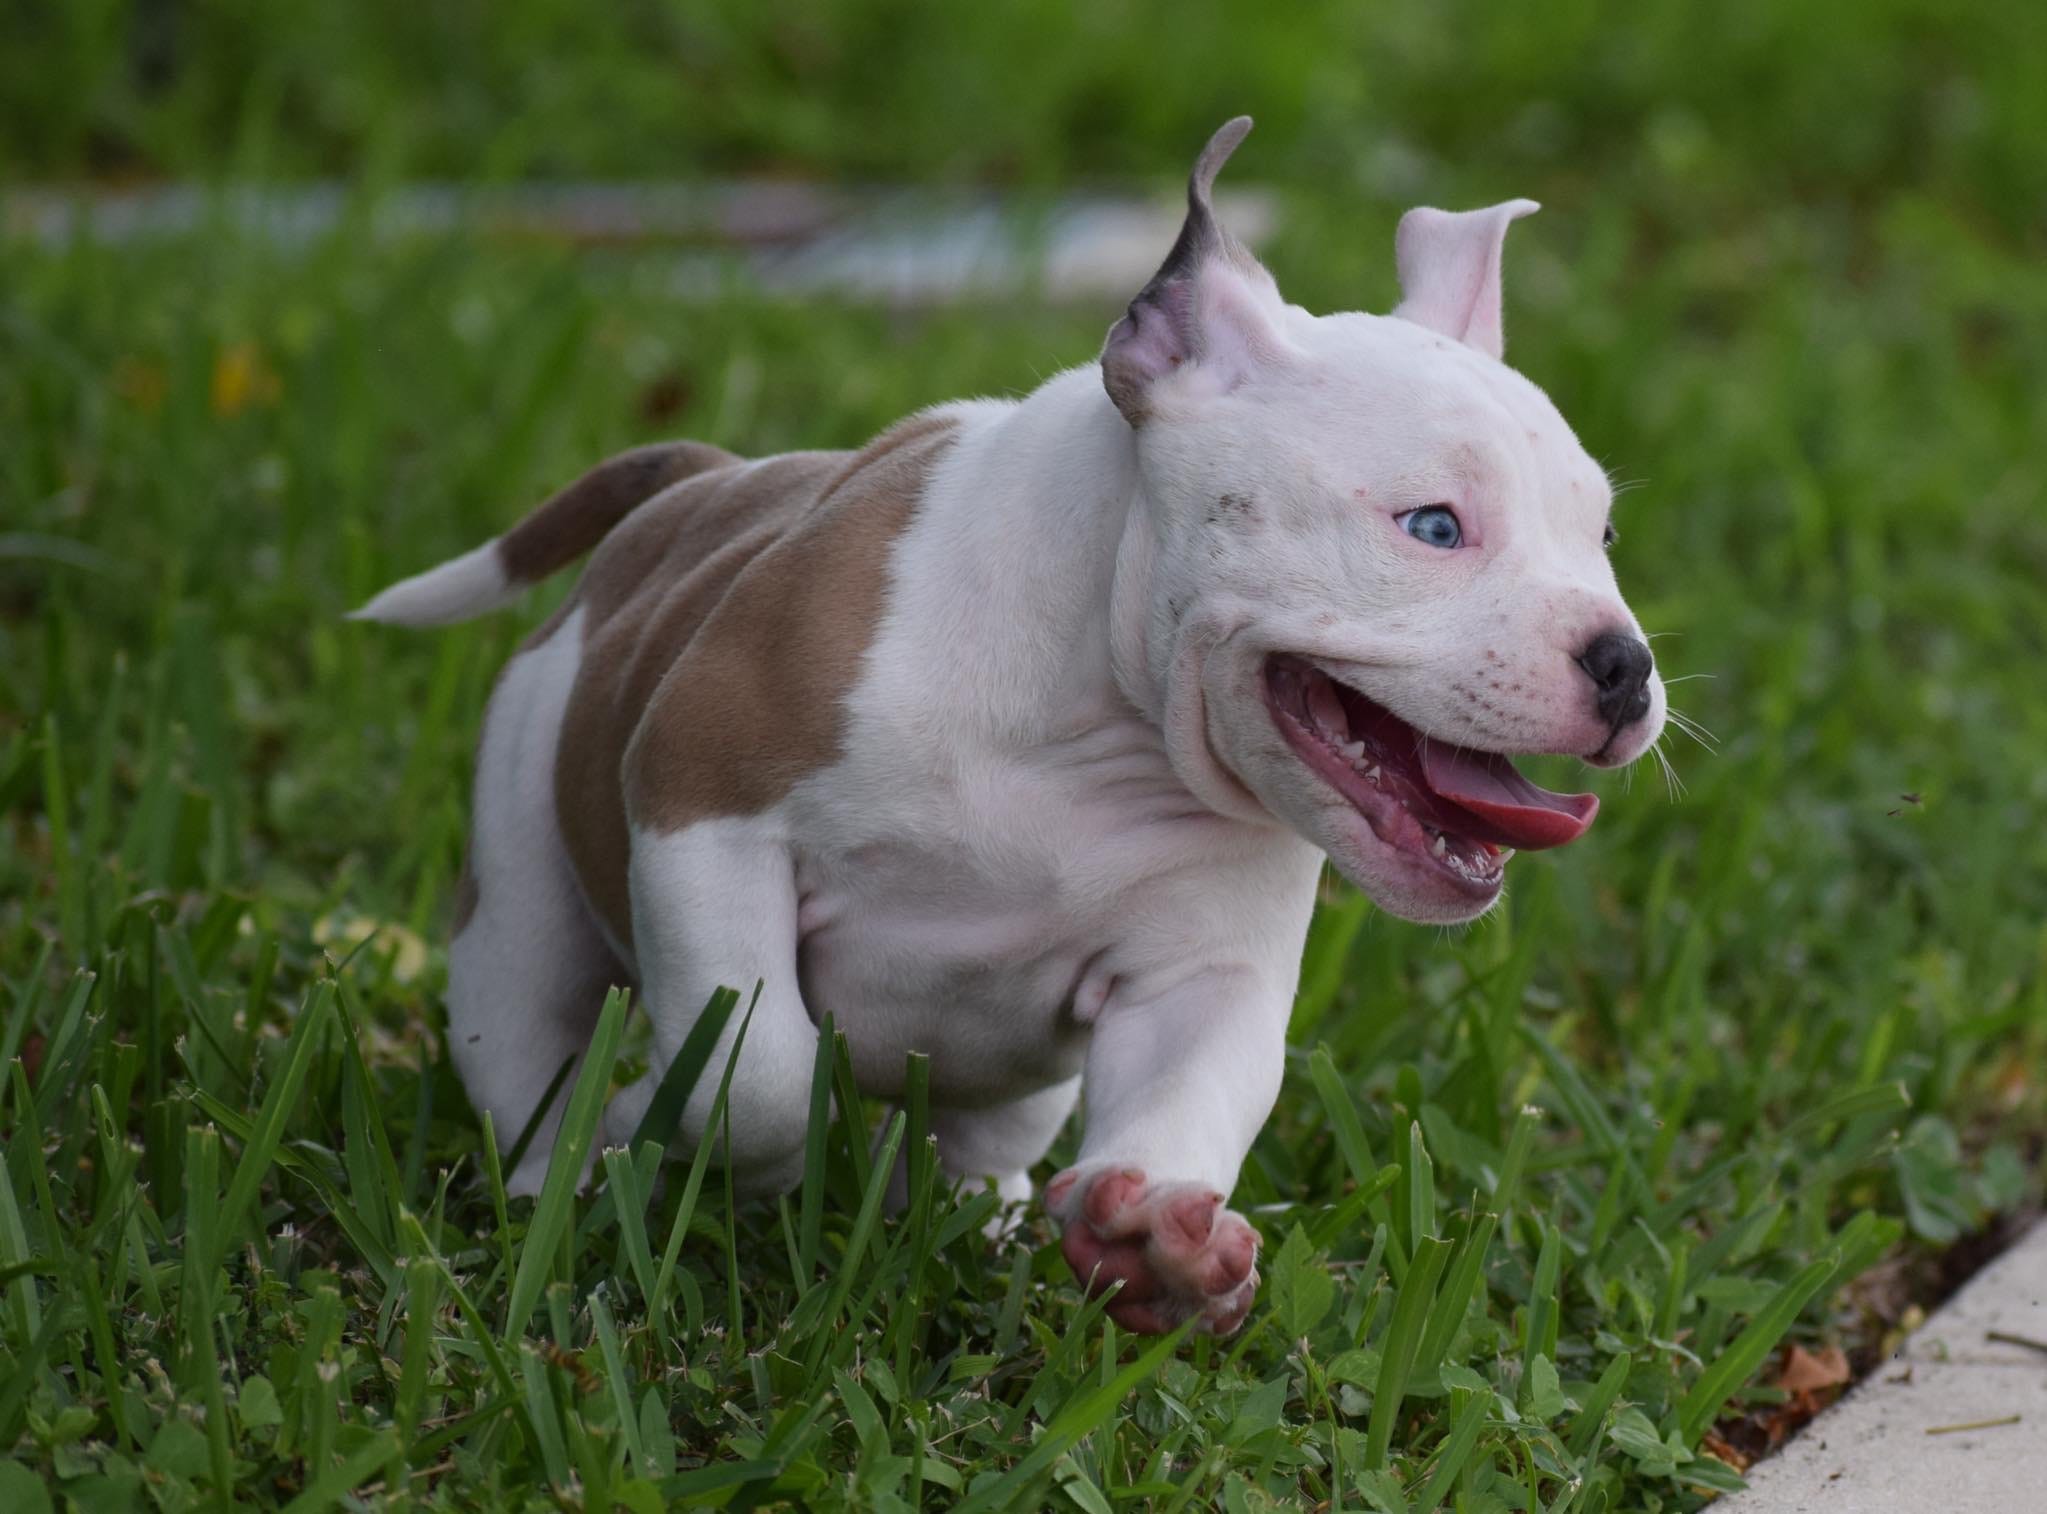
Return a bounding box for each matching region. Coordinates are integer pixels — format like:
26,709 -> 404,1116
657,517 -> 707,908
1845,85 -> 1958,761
6,2 -> 2047,1509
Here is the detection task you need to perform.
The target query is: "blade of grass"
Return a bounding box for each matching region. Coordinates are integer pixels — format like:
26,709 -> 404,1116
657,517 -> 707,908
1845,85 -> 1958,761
649,995 -> 760,1324
503,987 -> 629,1344
392,1248 -> 442,1495
601,1146 -> 658,1301
501,1053 -> 578,1181
0,1128 -> 41,1343
1406,1122 -> 1436,1246
1674,1250 -> 1838,1446
1779,1081 -> 1909,1144
0,1304 -> 74,1447
1523,1220 -> 1562,1376
1309,1162 -> 1402,1252
186,1085 -> 402,1288
1567,1351 -> 1632,1458
796,1011 -> 838,1282
589,1291 -> 650,1478
279,1427 -> 403,1514
1414,1389 -> 1489,1512
1366,1234 -> 1452,1469
626,984 -> 738,1155
956,1326 -> 1190,1514
214,981 -> 336,1252
831,1026 -> 872,1194
180,1125 -> 235,1497
1415,1209 -> 1498,1380
1311,1045 -> 1381,1190
801,1110 -> 907,1377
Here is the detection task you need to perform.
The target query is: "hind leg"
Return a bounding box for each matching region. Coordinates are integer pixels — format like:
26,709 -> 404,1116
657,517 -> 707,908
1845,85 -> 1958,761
604,818 -> 822,1196
447,608 -> 623,1196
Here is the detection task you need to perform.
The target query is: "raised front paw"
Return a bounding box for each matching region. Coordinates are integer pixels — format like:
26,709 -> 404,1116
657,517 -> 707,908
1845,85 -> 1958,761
1044,1165 -> 1260,1335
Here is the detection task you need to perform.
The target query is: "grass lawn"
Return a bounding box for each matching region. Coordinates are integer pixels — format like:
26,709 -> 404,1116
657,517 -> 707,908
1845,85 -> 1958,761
5,3 -> 2047,1509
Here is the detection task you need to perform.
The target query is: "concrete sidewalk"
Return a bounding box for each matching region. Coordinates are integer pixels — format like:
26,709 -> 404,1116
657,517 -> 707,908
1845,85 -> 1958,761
3,180 -> 1278,305
1720,1220 -> 2046,1512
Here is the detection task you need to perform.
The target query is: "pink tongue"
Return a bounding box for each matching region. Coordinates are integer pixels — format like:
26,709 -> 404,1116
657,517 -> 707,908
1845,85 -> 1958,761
1419,742 -> 1599,851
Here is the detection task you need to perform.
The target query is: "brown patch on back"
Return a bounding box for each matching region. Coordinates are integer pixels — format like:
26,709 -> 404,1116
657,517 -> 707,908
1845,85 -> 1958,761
550,413 -> 960,946
498,441 -> 741,586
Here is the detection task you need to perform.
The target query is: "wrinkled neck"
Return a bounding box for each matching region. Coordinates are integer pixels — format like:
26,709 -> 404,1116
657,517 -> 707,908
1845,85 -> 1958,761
1107,480 -> 1167,722
907,367 -> 1154,740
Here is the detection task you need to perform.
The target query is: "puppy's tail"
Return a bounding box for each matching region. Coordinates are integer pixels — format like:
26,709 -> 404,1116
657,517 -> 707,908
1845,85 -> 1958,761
348,440 -> 739,627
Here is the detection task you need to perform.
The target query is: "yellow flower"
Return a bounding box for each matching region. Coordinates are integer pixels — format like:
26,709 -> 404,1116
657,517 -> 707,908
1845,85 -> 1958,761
211,342 -> 280,417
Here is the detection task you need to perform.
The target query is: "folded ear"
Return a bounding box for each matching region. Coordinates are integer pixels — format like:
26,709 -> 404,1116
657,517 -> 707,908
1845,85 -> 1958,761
1392,199 -> 1539,360
1101,116 -> 1284,424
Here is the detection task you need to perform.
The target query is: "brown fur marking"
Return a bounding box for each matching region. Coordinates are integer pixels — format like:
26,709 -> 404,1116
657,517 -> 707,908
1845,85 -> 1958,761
497,441 -> 741,586
545,413 -> 960,947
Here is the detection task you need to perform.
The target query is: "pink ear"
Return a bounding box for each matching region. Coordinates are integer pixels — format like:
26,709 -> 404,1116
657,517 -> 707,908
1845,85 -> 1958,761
1392,199 -> 1539,360
1101,117 -> 1284,424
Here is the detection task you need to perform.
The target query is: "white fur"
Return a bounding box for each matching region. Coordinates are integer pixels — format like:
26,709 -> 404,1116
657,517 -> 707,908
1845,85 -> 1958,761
350,540 -> 520,627
607,818 -> 814,1194
1393,200 -> 1540,359
415,170 -> 1666,1310
446,606 -> 621,1196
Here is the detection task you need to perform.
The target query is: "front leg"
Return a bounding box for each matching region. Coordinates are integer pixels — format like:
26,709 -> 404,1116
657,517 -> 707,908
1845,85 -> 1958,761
1044,964 -> 1290,1335
610,819 -> 817,1195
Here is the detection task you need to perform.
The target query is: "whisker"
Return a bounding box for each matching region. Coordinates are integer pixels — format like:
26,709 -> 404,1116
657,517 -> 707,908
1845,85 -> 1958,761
1672,718 -> 1716,744
1664,708 -> 1720,751
1660,672 -> 1717,685
1650,740 -> 1687,800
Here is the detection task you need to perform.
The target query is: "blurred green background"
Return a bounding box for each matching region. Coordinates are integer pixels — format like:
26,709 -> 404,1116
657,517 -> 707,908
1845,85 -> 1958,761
12,0 -> 2047,213
4,2 -> 2046,1508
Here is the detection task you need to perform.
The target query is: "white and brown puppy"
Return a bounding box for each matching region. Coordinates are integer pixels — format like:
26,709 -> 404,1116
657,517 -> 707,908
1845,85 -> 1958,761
355,118 -> 1664,1335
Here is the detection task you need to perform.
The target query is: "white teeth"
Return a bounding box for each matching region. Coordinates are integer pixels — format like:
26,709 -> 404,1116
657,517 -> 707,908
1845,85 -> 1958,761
1364,764 -> 1381,783
1338,740 -> 1366,761
1430,834 -> 1448,858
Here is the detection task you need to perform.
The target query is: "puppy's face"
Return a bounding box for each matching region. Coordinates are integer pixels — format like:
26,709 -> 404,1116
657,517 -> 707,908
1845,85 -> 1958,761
1107,125 -> 1663,923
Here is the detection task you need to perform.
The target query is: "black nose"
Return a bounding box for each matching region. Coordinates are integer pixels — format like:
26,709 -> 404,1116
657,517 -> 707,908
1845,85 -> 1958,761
1577,631 -> 1654,730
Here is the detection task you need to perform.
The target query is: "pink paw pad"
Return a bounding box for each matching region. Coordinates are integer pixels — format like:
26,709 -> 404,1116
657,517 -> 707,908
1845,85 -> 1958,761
1047,1166 -> 1261,1335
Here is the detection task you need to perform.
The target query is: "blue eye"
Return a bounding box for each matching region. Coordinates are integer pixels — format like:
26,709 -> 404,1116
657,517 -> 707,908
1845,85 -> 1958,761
1399,505 -> 1463,549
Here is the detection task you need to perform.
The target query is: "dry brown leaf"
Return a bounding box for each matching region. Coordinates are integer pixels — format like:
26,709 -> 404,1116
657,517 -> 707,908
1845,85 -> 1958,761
1751,1342 -> 1855,1448
1776,1343 -> 1850,1397
1701,1429 -> 1753,1473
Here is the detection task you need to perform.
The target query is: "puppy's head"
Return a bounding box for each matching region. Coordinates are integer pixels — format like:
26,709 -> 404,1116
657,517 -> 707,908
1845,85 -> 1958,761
1107,119 -> 1665,924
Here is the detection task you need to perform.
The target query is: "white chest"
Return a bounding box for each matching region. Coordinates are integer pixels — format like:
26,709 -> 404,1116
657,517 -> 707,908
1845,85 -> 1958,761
786,725 -> 1319,1106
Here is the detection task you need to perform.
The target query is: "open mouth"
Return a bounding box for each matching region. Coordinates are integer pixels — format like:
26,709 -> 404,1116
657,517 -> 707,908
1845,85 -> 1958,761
1262,654 -> 1599,896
